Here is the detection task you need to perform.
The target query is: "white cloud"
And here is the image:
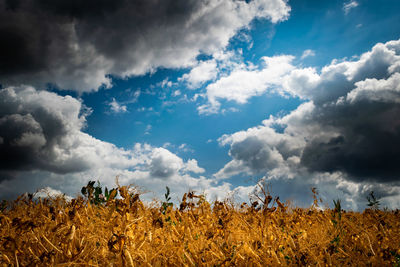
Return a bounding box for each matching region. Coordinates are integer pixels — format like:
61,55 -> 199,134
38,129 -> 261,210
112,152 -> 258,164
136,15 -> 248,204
108,90 -> 140,114
35,187 -> 72,201
3,78 -> 400,210
301,49 -> 315,59
144,124 -> 152,135
345,72 -> 400,103
160,78 -> 173,88
162,142 -> 172,149
179,60 -> 218,89
0,85 -> 241,202
130,90 -> 142,103
178,143 -> 195,153
185,159 -> 205,174
173,90 -> 181,97
0,86 -> 178,176
343,1 -> 359,15
199,39 -> 400,114
148,147 -> 185,178
176,49 -> 247,93
214,39 -> 400,209
215,102 -> 310,180
199,55 -> 295,114
108,98 -> 128,113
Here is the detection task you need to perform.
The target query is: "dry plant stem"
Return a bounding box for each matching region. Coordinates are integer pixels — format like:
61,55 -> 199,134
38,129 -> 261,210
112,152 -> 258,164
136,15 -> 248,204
14,252 -> 19,267
364,232 -> 376,256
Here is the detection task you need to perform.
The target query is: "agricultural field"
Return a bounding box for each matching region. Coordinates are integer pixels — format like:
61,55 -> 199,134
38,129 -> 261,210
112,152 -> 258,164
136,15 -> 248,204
1,182 -> 400,266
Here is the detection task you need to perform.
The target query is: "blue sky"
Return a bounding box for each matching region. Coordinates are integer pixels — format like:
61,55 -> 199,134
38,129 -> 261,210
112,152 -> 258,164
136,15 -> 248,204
82,0 -> 400,170
1,0 -> 400,210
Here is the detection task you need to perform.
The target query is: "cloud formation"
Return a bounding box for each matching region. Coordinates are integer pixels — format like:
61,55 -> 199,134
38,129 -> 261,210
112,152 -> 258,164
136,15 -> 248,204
215,39 -> 400,209
0,86 -> 91,174
179,60 -> 218,89
0,0 -> 290,92
199,55 -> 295,114
0,85 -> 233,201
199,39 -> 400,114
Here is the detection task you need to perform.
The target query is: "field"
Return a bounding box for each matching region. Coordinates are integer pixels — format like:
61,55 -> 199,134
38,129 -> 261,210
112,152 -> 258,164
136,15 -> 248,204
1,182 -> 400,266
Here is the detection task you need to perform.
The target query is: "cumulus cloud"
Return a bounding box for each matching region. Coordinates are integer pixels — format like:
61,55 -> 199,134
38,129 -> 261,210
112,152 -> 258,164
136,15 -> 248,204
176,49 -> 247,98
0,0 -> 290,92
185,159 -> 205,174
215,39 -> 400,209
0,85 -> 238,201
179,60 -> 218,89
199,55 -> 295,114
345,72 -> 400,103
0,86 -> 92,174
198,38 -> 400,115
149,147 -> 184,178
215,102 -> 310,180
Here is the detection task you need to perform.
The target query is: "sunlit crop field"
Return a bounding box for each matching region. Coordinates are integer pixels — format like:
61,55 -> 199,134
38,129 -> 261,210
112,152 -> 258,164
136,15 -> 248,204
1,183 -> 400,266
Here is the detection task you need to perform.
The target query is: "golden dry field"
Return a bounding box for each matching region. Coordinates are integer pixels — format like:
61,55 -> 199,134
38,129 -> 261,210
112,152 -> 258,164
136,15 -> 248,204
1,183 -> 400,266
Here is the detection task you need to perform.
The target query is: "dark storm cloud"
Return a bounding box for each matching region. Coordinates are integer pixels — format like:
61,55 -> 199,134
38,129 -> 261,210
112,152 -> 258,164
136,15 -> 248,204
229,136 -> 281,172
36,0 -> 124,18
217,39 -> 400,185
0,86 -> 213,199
301,94 -> 400,182
0,0 -> 293,200
300,42 -> 400,182
0,0 -> 290,92
0,86 -> 91,175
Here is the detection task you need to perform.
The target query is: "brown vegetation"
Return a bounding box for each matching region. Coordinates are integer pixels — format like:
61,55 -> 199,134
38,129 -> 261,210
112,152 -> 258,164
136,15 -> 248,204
1,183 -> 400,266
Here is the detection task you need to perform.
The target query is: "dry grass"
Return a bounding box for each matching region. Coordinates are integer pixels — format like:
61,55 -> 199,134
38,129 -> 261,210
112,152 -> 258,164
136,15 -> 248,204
1,184 -> 400,266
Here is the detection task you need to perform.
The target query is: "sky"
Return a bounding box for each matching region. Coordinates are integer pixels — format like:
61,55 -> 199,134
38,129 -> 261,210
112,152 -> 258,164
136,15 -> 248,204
1,0 -> 400,210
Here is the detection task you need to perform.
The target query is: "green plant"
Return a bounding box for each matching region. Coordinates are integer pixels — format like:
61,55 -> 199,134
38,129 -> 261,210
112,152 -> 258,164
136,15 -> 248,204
391,250 -> 400,267
332,199 -> 342,224
366,191 -> 380,210
161,186 -> 173,215
104,186 -> 118,202
81,180 -> 118,205
330,199 -> 343,251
